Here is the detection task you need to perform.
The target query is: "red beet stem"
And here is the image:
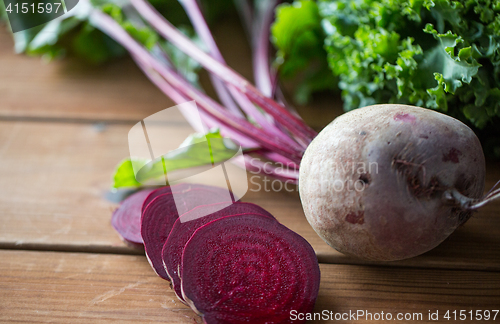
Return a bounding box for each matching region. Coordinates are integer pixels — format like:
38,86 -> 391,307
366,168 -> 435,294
89,9 -> 305,163
129,0 -> 316,145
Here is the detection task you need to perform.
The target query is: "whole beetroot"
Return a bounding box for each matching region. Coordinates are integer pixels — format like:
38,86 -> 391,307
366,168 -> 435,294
299,104 -> 486,261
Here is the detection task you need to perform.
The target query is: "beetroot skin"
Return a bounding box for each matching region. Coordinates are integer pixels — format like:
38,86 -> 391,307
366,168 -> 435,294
162,202 -> 275,302
141,187 -> 230,280
299,104 -> 486,261
180,214 -> 320,324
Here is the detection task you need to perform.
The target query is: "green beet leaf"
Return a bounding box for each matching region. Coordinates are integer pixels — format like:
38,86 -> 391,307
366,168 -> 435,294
112,129 -> 240,188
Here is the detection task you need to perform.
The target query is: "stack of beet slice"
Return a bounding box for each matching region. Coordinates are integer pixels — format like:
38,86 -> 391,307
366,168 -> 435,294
162,201 -> 275,301
111,184 -> 320,324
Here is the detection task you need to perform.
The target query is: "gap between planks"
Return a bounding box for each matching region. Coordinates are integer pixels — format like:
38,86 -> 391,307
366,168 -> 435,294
0,244 -> 499,273
0,114 -> 190,126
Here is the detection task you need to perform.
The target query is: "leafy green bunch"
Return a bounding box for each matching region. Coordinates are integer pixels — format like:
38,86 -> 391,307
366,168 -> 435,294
1,0 -> 230,64
272,0 -> 500,154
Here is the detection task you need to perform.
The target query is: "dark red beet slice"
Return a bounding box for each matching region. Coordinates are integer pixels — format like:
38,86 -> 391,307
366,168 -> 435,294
180,214 -> 320,324
111,184 -> 230,246
111,189 -> 155,244
162,202 -> 276,302
141,187 -> 232,280
141,185 -> 178,214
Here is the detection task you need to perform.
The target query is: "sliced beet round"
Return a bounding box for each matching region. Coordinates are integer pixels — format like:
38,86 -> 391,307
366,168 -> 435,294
111,189 -> 155,245
141,187 -> 232,280
162,202 -> 276,302
180,214 -> 320,324
111,184 -> 230,246
141,185 -> 176,214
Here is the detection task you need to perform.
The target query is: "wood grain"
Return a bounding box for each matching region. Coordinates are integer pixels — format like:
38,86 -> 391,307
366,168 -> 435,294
0,27 -> 174,122
2,14 -> 500,324
0,18 -> 256,124
0,120 -> 331,256
314,264 -> 500,323
0,121 -> 186,253
0,250 -> 195,323
1,250 -> 498,324
0,120 -> 499,270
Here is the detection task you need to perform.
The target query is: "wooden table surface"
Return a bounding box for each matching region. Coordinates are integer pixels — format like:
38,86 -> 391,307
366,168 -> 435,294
1,19 -> 499,324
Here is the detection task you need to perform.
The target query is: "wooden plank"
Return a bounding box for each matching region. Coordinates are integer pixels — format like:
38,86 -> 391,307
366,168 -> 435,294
313,265 -> 500,324
1,250 -> 499,323
1,120 -> 500,270
0,250 -> 195,323
0,120 -> 332,256
0,27 -> 175,122
0,121 -> 186,253
0,18 -> 255,123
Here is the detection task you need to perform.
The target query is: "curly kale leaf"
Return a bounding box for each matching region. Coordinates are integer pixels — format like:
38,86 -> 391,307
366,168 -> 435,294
271,0 -> 336,103
273,0 -> 500,129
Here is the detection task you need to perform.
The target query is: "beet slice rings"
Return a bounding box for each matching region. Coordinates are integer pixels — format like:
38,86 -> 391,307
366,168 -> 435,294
111,184 -> 320,323
162,201 -> 275,301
